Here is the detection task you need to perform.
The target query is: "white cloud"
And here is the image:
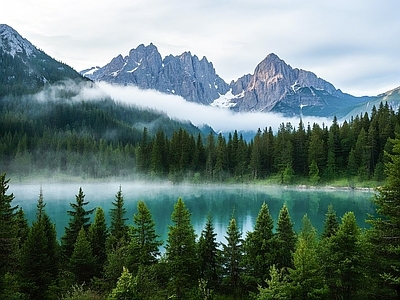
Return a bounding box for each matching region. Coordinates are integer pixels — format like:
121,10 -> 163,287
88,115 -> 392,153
94,83 -> 332,133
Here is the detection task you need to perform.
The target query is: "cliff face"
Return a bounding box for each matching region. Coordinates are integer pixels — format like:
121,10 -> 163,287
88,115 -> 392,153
82,44 -> 229,105
228,53 -> 347,115
81,46 -> 368,117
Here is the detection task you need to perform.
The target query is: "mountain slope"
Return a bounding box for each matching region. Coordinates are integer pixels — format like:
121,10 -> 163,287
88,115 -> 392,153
223,53 -> 369,117
81,43 -> 229,105
83,45 -> 375,117
0,24 -> 86,97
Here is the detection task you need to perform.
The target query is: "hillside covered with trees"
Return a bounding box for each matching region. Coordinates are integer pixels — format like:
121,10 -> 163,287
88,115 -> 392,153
1,87 -> 399,185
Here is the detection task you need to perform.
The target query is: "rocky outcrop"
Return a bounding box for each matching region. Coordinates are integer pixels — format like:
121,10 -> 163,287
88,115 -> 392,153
228,53 -> 348,115
82,44 -> 229,105
82,45 -> 369,117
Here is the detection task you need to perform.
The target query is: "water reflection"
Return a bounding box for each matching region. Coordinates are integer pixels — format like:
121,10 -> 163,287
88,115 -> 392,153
10,182 -> 376,248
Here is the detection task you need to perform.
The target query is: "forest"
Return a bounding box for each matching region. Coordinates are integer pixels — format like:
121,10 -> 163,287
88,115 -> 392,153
1,134 -> 400,299
1,88 -> 400,185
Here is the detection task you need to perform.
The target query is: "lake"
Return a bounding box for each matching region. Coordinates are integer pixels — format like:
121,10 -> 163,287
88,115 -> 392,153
10,181 -> 376,248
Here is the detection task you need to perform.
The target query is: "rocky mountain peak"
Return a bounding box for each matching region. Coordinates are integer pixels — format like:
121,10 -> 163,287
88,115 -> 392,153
0,24 -> 37,57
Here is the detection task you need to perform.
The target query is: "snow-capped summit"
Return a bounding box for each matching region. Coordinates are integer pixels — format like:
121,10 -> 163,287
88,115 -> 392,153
0,24 -> 37,57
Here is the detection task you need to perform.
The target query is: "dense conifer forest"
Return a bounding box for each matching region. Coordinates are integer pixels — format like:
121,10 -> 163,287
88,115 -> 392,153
2,86 -> 400,298
1,89 -> 399,185
1,141 -> 400,299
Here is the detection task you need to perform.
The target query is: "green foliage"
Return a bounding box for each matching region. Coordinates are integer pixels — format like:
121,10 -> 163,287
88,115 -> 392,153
198,214 -> 221,292
108,186 -> 129,248
368,136 -> 400,297
108,266 -> 138,300
0,173 -> 18,281
88,207 -> 108,278
129,201 -> 162,269
275,204 -> 296,270
243,202 -> 275,290
221,215 -> 243,296
256,265 -> 289,300
69,227 -> 96,284
165,198 -> 198,299
61,187 -> 94,260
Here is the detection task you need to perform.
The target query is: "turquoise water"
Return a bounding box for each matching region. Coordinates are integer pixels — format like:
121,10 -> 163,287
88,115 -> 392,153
10,182 -> 376,248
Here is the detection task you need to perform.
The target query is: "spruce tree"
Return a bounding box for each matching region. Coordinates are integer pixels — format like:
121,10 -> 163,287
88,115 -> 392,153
243,202 -> 276,290
20,189 -> 59,300
322,212 -> 365,299
221,215 -> 243,296
69,227 -> 95,284
165,198 -> 198,299
61,187 -> 94,260
108,186 -> 129,248
0,173 -> 18,283
88,207 -> 108,278
198,213 -> 220,292
368,136 -> 400,298
321,204 -> 339,239
130,201 -> 162,268
288,215 -> 326,299
275,204 -> 296,270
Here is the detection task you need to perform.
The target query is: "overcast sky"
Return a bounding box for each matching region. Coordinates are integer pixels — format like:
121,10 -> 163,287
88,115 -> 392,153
2,0 -> 400,96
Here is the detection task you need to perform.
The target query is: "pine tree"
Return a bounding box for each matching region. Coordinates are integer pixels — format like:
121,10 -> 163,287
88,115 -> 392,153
321,204 -> 339,239
0,173 -> 18,283
221,215 -> 243,296
88,207 -> 108,278
165,198 -> 198,299
275,204 -> 296,270
243,202 -> 276,290
61,187 -> 94,260
20,189 -> 59,300
69,227 -> 96,284
108,266 -> 138,300
256,265 -> 289,300
368,136 -> 400,298
288,215 -> 326,299
198,214 -> 220,292
109,186 -> 129,248
322,212 -> 365,299
130,201 -> 162,269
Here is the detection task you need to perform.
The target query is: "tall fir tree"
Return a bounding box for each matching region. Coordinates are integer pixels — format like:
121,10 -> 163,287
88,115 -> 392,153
275,204 -> 296,270
0,173 -> 18,288
368,136 -> 400,298
88,207 -> 108,278
20,189 -> 59,300
69,227 -> 96,284
108,186 -> 129,248
198,213 -> 220,292
242,202 -> 276,290
288,215 -> 326,299
165,198 -> 198,299
322,212 -> 365,299
321,204 -> 339,239
61,187 -> 94,260
129,201 -> 162,269
221,215 -> 243,296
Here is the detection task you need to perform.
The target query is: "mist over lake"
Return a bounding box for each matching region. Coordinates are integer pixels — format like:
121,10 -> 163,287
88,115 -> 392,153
10,182 -> 376,247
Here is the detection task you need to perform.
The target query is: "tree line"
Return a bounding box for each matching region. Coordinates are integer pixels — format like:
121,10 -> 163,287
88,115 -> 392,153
1,135 -> 400,299
2,90 -> 400,185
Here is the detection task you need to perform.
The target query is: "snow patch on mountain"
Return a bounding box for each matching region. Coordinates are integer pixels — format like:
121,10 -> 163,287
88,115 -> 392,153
0,24 -> 36,57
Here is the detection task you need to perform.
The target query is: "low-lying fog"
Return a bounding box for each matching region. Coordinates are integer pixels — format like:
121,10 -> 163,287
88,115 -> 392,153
40,81 -> 333,133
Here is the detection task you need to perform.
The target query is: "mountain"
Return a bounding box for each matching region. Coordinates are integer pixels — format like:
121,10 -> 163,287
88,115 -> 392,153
82,45 -> 374,117
0,24 -> 86,97
225,53 -> 370,117
81,43 -> 230,105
